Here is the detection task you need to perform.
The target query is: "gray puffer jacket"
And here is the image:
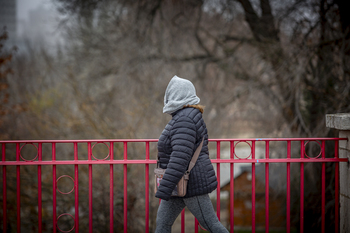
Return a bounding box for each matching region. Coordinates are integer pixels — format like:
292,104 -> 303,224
155,107 -> 218,201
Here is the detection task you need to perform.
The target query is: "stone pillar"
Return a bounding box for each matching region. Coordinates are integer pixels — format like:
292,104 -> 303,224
326,113 -> 350,233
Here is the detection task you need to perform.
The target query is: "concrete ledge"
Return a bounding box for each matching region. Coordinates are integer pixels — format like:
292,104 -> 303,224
326,114 -> 350,233
326,113 -> 350,130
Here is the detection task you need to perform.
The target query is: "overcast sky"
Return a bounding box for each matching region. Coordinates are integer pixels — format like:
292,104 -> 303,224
15,0 -> 63,47
17,0 -> 54,22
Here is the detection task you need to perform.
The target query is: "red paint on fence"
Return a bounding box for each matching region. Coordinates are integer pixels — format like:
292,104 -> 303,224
230,141 -> 234,232
0,138 -> 347,232
265,141 -> 269,233
2,144 -> 6,233
52,143 -> 57,233
300,141 -> 305,233
74,142 -> 79,233
252,141 -> 256,233
217,141 -> 221,221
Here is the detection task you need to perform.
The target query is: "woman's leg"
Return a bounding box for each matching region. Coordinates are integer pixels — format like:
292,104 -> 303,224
184,194 -> 229,233
155,198 -> 186,233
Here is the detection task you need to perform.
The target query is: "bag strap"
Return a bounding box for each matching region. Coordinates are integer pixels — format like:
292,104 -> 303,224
187,137 -> 204,173
156,137 -> 205,170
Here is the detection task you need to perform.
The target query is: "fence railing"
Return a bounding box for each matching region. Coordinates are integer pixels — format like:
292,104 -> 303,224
0,138 -> 348,233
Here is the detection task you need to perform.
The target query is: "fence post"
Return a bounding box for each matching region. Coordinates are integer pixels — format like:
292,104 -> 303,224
326,113 -> 350,233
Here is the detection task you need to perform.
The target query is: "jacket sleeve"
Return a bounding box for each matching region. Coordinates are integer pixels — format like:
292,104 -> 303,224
155,116 -> 196,200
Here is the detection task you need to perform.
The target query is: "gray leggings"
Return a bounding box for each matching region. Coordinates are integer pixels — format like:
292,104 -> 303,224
155,194 -> 229,233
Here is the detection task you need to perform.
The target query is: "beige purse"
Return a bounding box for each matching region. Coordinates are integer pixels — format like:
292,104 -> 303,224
154,138 -> 204,197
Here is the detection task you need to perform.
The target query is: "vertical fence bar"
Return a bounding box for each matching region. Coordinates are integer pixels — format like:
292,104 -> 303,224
195,217 -> 199,233
74,142 -> 79,232
287,141 -> 291,233
2,144 -> 7,233
230,141 -> 234,233
335,140 -> 339,233
300,141 -> 304,233
88,142 -> 93,233
321,140 -> 325,233
145,142 -> 149,233
16,143 -> 21,233
252,141 -> 255,233
52,143 -> 57,233
110,142 -> 114,233
181,209 -> 185,233
265,141 -> 270,233
124,142 -> 128,233
216,141 -> 221,220
38,143 -> 42,233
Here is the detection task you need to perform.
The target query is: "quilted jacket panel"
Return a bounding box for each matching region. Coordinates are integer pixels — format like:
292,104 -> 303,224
155,107 -> 218,200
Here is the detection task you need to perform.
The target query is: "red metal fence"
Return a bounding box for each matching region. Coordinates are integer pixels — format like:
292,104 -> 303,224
0,138 -> 348,233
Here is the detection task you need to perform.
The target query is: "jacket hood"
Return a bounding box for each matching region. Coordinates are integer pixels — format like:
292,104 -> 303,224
163,75 -> 200,114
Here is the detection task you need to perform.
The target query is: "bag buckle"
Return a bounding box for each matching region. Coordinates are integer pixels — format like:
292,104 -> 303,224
184,171 -> 190,180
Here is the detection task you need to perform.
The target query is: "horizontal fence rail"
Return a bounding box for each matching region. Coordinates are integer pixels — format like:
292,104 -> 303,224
0,138 -> 348,233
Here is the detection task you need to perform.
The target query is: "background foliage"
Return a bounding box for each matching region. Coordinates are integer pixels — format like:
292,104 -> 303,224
1,0 -> 349,232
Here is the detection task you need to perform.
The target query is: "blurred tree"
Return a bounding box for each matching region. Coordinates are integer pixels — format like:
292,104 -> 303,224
2,0 -> 349,231
54,0 -> 350,137
0,28 -> 23,139
0,29 -> 12,133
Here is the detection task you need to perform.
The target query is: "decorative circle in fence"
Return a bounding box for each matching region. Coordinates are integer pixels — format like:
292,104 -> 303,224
56,175 -> 75,195
91,142 -> 110,160
20,143 -> 38,161
57,213 -> 75,232
233,141 -> 252,159
304,140 -> 322,159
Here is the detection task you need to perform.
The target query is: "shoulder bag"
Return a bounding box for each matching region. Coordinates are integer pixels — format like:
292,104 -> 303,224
154,138 -> 204,197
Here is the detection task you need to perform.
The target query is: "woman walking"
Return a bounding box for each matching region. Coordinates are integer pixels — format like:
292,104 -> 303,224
155,75 -> 229,233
